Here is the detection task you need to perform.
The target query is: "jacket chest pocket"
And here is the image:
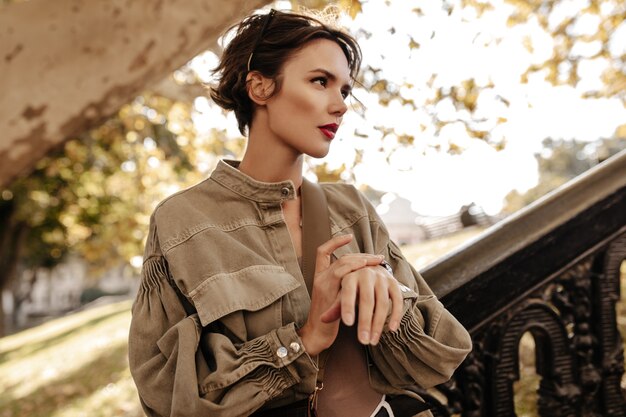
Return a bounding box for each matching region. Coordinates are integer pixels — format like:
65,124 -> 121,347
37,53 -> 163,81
189,265 -> 301,342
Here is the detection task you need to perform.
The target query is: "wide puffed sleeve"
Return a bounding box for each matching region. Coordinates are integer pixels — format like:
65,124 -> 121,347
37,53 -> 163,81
128,217 -> 318,417
348,191 -> 472,390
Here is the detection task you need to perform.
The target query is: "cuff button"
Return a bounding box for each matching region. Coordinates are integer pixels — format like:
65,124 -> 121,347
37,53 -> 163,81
277,346 -> 288,358
289,342 -> 301,353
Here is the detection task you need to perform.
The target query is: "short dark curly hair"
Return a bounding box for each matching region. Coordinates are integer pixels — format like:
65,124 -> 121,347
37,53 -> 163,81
209,9 -> 362,136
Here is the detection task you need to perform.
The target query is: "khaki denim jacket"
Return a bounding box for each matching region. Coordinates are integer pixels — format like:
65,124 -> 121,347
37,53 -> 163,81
128,160 -> 472,417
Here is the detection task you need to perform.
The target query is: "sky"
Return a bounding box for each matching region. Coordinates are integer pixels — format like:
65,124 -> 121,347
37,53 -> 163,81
188,0 -> 626,216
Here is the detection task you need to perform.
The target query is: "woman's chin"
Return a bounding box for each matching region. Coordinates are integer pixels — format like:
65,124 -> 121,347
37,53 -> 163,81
305,145 -> 332,159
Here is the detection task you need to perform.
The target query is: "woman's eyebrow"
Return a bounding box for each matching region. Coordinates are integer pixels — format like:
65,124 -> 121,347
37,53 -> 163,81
309,68 -> 353,91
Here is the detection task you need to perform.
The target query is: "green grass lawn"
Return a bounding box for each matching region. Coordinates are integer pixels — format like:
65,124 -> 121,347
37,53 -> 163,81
402,226 -> 487,271
0,300 -> 144,417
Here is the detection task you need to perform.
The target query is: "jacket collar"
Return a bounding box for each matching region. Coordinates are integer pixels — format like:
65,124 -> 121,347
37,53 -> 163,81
210,159 -> 299,203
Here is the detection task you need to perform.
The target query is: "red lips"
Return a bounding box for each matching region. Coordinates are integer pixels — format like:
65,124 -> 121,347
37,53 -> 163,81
318,123 -> 339,139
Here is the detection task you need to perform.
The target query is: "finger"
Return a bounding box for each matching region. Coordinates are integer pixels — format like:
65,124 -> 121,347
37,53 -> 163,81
315,234 -> 353,273
339,253 -> 387,262
357,276 -> 375,344
340,275 -> 358,326
320,297 -> 342,323
330,256 -> 383,282
370,279 -> 390,345
338,254 -> 386,267
388,279 -> 404,332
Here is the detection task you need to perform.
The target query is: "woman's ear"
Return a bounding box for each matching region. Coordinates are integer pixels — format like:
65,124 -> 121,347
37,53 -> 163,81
246,71 -> 274,105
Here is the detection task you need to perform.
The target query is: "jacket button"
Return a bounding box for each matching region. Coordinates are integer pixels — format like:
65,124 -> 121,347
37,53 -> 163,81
277,346 -> 288,358
280,187 -> 290,197
289,342 -> 301,353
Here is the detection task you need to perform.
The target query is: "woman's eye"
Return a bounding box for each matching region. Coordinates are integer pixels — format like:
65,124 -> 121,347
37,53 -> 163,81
341,90 -> 349,99
312,77 -> 327,87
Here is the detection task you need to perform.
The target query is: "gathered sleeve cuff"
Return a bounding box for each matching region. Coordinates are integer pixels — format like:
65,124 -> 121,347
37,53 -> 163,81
198,322 -> 318,396
369,293 -> 472,389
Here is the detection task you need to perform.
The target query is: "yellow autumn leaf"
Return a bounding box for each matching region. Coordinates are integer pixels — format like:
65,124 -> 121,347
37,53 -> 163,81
339,0 -> 362,19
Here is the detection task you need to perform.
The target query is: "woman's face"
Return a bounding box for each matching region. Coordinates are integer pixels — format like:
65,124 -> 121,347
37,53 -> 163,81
262,38 -> 352,159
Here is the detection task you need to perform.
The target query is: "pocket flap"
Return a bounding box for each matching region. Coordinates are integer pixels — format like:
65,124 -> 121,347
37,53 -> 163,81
189,265 -> 301,326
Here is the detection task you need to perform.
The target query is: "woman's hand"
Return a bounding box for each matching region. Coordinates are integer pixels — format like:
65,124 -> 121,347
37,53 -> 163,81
297,234 -> 384,356
321,264 -> 404,346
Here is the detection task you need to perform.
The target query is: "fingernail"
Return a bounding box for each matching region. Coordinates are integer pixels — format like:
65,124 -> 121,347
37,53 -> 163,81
389,321 -> 398,332
344,313 -> 354,326
360,330 -> 370,344
370,332 -> 380,345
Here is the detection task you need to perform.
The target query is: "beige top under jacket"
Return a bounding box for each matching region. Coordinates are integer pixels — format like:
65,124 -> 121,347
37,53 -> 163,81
128,160 -> 472,417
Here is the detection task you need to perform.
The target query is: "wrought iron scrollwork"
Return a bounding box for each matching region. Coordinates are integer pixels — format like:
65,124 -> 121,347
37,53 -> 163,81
425,231 -> 626,416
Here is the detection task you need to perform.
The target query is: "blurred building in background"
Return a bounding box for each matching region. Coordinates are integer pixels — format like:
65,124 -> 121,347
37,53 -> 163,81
2,257 -> 136,334
378,194 -> 498,245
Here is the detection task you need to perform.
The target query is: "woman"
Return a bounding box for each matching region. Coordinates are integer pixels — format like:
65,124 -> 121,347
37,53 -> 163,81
129,8 -> 472,417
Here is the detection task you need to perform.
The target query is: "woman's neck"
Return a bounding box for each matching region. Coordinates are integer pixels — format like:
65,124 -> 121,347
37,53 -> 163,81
239,126 -> 304,189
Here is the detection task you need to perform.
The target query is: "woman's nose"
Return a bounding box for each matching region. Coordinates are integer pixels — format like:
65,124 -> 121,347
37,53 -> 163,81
329,93 -> 348,117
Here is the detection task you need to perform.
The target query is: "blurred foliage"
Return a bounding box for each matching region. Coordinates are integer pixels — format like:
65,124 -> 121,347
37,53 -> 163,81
291,0 -> 363,19
3,95 -> 186,276
503,135 -> 626,213
1,93 -> 245,282
356,0 -> 624,153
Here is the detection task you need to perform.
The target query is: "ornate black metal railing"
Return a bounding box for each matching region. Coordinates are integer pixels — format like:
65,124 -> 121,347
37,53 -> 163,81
422,149 -> 626,416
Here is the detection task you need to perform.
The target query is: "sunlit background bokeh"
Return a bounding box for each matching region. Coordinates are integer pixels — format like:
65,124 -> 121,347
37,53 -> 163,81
1,0 -> 625,416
